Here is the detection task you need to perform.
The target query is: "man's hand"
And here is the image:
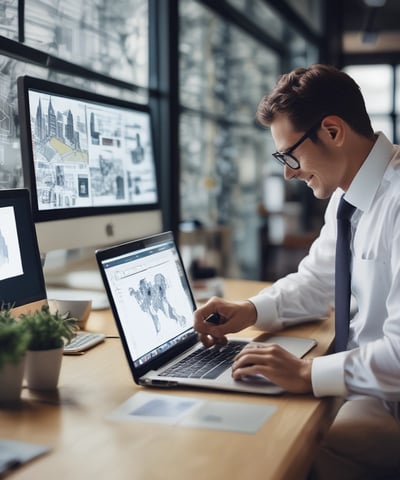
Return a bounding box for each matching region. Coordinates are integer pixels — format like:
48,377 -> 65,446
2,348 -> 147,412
232,342 -> 313,394
193,296 -> 257,347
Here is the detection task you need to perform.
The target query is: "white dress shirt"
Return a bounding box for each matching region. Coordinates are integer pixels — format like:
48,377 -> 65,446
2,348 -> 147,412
249,132 -> 400,405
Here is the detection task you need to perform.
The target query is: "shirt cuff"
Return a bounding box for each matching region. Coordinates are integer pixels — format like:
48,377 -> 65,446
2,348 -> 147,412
311,352 -> 349,397
248,293 -> 281,332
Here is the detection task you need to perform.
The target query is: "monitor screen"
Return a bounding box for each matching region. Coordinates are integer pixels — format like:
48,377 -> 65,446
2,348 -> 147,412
18,75 -> 162,255
0,188 -> 47,315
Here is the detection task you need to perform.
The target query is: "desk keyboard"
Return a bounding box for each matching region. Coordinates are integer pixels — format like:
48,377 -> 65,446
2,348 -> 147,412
64,332 -> 106,354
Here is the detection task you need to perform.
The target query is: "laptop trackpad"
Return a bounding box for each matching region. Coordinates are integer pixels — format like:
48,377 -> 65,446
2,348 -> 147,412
240,374 -> 272,384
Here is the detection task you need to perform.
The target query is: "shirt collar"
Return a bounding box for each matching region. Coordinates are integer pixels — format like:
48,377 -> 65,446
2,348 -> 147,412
345,132 -> 394,212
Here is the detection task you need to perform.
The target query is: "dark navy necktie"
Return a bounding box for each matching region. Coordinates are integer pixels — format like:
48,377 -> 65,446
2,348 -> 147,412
334,195 -> 356,353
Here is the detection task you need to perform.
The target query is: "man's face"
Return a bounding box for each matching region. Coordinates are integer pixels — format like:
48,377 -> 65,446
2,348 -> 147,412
270,115 -> 344,199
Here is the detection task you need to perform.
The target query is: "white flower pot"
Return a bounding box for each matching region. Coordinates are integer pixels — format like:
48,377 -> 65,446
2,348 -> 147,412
0,356 -> 26,404
25,347 -> 63,391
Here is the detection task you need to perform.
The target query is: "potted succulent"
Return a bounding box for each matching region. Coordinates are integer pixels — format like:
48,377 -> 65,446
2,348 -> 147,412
21,305 -> 78,390
0,307 -> 31,404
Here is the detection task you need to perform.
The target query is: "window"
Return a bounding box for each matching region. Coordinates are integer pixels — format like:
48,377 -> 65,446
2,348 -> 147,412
344,65 -> 394,141
0,0 -> 327,281
179,0 -> 323,279
25,0 -> 149,87
179,1 -> 280,278
0,1 -> 150,190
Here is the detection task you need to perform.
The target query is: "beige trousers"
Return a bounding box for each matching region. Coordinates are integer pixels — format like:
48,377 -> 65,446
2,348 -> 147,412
309,397 -> 400,480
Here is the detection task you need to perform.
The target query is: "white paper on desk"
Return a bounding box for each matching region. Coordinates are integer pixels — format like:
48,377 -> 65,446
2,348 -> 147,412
107,391 -> 200,425
180,400 -> 276,433
0,439 -> 50,475
107,391 -> 277,433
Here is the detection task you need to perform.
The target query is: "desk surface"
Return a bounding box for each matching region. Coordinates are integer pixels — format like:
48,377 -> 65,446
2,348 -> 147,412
1,279 -> 336,480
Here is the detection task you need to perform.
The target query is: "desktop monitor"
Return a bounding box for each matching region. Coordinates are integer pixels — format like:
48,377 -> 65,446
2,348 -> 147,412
18,75 -> 162,254
0,189 -> 47,316
18,76 -> 162,306
17,76 -> 163,305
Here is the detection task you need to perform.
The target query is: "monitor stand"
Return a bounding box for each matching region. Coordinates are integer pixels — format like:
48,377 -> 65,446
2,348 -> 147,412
42,250 -> 109,310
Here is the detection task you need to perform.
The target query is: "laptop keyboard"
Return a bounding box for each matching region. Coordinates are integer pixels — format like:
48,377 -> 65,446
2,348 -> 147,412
159,340 -> 247,379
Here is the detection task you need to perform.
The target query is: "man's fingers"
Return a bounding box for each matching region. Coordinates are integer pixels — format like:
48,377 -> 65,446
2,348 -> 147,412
198,332 -> 228,348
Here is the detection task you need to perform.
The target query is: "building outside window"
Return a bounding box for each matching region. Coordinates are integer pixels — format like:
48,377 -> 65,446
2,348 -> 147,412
179,0 -> 321,279
0,0 -> 149,190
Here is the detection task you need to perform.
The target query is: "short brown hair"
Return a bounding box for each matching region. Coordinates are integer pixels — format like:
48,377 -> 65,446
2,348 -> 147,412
256,64 -> 374,138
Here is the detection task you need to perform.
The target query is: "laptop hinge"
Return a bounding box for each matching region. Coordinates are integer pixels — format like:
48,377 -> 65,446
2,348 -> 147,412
140,378 -> 179,387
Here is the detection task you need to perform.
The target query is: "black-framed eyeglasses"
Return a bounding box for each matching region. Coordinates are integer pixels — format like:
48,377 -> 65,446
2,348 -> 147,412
272,121 -> 322,170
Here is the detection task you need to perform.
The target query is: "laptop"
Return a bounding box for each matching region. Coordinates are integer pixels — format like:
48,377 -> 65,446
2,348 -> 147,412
96,231 -> 317,395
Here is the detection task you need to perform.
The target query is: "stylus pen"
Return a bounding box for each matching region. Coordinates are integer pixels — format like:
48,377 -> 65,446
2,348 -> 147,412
205,313 -> 222,325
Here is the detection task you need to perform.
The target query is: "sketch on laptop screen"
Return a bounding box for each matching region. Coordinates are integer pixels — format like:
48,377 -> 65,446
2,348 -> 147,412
0,206 -> 24,281
101,240 -> 194,366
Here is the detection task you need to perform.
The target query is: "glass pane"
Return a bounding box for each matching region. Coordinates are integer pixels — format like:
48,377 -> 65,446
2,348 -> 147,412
179,1 -> 326,279
227,0 -> 323,37
0,55 -> 148,190
180,1 -> 279,122
180,111 -> 275,278
44,72 -> 148,104
285,0 -> 323,33
179,1 -> 283,279
286,29 -> 318,69
397,122 -> 400,145
344,65 -> 392,114
180,1 -> 316,122
370,115 -> 393,140
24,0 -> 149,87
395,65 -> 400,113
0,56 -> 48,189
0,0 -> 18,40
226,0 -> 285,41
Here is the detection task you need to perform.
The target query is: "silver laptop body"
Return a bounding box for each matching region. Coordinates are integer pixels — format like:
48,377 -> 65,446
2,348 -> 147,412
96,231 -> 316,395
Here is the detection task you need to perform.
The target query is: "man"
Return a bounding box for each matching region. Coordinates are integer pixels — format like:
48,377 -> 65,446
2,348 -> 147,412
194,64 -> 400,479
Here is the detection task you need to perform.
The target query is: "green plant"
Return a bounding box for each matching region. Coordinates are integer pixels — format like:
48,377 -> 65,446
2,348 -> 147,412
0,308 -> 31,370
21,305 -> 78,351
0,304 -> 16,326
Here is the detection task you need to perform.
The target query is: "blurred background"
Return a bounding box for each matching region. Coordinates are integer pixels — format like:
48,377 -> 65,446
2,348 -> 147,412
1,0 -> 399,283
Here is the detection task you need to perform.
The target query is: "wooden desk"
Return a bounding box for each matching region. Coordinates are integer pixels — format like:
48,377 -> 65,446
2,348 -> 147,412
0,279 -> 337,480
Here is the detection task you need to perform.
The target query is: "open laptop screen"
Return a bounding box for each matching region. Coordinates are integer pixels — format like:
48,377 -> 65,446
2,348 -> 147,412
98,235 -> 196,368
0,189 -> 47,313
